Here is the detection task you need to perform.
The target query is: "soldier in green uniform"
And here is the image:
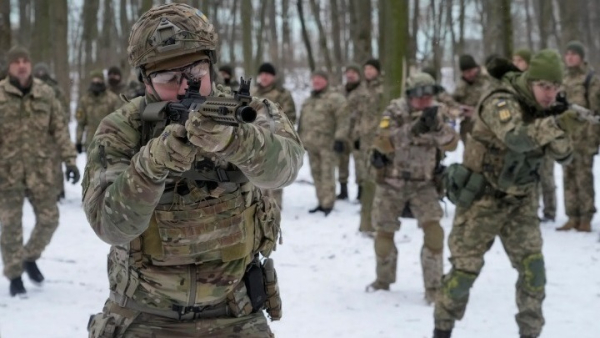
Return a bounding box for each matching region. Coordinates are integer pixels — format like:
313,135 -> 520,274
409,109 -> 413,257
84,4 -> 303,337
218,64 -> 240,92
107,66 -> 128,96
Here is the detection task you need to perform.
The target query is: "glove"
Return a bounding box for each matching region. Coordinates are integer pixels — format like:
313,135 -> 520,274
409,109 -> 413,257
142,124 -> 198,177
75,143 -> 83,154
333,140 -> 345,153
411,106 -> 439,135
371,150 -> 390,169
65,164 -> 80,184
546,92 -> 570,116
354,139 -> 360,150
185,111 -> 234,153
556,110 -> 587,134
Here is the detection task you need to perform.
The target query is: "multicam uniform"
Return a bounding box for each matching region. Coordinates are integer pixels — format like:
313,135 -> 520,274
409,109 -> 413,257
76,89 -> 121,149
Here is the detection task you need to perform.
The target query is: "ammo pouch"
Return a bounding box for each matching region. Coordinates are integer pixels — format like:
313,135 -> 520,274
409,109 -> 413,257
253,195 -> 282,257
262,258 -> 282,320
498,150 -> 542,190
444,163 -> 486,207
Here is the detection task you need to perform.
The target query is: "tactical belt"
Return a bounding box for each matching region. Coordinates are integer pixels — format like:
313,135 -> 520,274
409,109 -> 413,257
182,168 -> 249,183
109,292 -> 230,320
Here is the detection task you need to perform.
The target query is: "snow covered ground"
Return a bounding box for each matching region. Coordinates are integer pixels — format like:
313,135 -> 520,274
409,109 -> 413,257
1,117 -> 600,337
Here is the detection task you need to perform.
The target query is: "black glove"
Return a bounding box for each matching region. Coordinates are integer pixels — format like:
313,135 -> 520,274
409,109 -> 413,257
411,106 -> 440,135
354,139 -> 360,150
65,164 -> 80,184
75,143 -> 83,154
371,150 -> 389,169
546,92 -> 570,116
333,140 -> 345,153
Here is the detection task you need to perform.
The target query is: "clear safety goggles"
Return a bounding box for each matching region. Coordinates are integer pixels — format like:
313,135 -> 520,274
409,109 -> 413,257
149,59 -> 210,86
406,85 -> 438,98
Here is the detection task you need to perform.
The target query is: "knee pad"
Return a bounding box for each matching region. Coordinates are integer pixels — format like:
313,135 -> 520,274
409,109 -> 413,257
522,253 -> 546,293
422,221 -> 444,253
443,269 -> 477,299
374,230 -> 395,257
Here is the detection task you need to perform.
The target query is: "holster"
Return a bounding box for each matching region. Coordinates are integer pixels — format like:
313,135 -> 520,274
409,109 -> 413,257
243,256 -> 267,313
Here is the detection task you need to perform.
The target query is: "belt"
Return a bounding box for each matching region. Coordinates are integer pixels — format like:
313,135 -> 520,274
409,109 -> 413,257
110,292 -> 231,320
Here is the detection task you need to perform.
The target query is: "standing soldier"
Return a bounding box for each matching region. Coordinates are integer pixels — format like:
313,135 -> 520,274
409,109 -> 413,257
453,54 -> 492,144
422,66 -> 462,123
343,63 -> 370,201
84,4 -> 303,336
512,49 -> 532,72
252,62 -> 297,209
366,73 -> 459,304
298,70 -> 348,215
357,59 -> 385,234
75,70 -> 120,154
218,64 -> 240,92
433,50 -> 578,338
0,46 -> 79,297
556,41 -> 600,232
33,62 -> 71,201
107,66 -> 128,96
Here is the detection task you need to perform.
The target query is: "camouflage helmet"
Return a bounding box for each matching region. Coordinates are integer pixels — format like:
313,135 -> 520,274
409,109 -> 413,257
128,3 -> 218,74
405,72 -> 435,90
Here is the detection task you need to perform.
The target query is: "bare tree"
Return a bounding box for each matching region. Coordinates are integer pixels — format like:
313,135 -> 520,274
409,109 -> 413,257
353,0 -> 372,63
53,0 -> 70,106
308,0 -> 333,75
228,0 -> 239,66
241,0 -> 253,75
523,0 -> 534,50
32,0 -> 52,64
297,0 -> 316,72
383,0 -> 409,104
100,0 -> 120,67
556,0 -> 578,47
533,0 -> 552,49
253,1 -> 268,72
484,0 -> 513,57
18,0 -> 32,48
281,0 -> 292,72
81,0 -> 100,95
409,0 -> 419,65
268,0 -> 280,68
140,0 -> 153,16
0,0 -> 11,61
330,0 -> 343,83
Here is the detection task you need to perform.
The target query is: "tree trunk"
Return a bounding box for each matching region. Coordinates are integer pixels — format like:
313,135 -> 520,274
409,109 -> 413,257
353,0 -> 372,63
211,0 -> 221,52
253,0 -> 268,73
308,0 -> 333,74
378,0 -> 386,65
31,0 -> 52,65
281,0 -> 292,71
384,0 -> 409,104
330,0 -> 343,84
523,0 -> 534,50
201,0 -> 209,15
485,0 -> 513,58
409,0 -> 419,65
268,0 -> 279,67
431,0 -> 446,81
229,0 -> 239,66
457,0 -> 465,55
533,0 -> 551,49
53,0 -> 70,107
447,0 -> 457,80
0,0 -> 11,62
556,0 -> 578,48
81,0 -> 100,95
120,0 -> 131,74
241,0 -> 253,75
348,0 -> 358,60
297,0 -> 316,72
139,0 -> 153,16
100,0 -> 118,67
18,0 -> 31,47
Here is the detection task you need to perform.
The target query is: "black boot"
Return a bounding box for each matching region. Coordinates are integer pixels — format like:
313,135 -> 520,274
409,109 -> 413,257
24,261 -> 45,284
322,207 -> 333,216
9,277 -> 26,297
336,183 -> 348,200
309,205 -> 323,213
433,328 -> 452,338
356,186 -> 362,201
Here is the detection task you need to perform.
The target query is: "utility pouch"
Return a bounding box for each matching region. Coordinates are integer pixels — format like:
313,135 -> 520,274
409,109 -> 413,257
262,258 -> 282,320
244,256 -> 267,312
444,163 -> 486,207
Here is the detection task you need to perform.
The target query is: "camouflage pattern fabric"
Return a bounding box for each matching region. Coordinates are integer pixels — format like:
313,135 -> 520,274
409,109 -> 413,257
358,76 -> 385,232
344,81 -> 371,185
109,82 -> 129,97
562,63 -> 600,222
452,71 -> 492,144
538,155 -> 556,219
298,87 -> 348,209
0,78 -> 77,279
435,79 -> 573,337
82,83 -> 303,324
76,89 -> 121,148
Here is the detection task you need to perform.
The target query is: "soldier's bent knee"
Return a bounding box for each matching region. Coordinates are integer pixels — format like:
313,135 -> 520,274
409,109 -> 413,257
443,269 -> 477,299
374,230 -> 395,257
522,253 -> 546,293
422,221 -> 444,253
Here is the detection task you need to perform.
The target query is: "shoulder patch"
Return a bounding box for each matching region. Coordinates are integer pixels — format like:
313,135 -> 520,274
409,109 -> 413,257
496,100 -> 507,108
379,116 -> 390,129
498,109 -> 511,122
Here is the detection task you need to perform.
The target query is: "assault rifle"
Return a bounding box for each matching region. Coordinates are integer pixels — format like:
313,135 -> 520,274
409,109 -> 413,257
551,92 -> 600,124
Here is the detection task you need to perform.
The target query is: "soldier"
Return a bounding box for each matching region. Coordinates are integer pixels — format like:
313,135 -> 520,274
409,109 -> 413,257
0,46 -> 79,297
75,70 -> 120,154
422,66 -> 461,123
453,54 -> 492,144
367,73 -> 459,305
513,48 -> 532,72
83,4 -> 303,337
298,70 -> 348,215
433,50 -> 580,338
107,66 -> 128,96
556,41 -> 600,232
343,63 -> 370,201
218,64 -> 240,92
357,58 -> 385,233
33,62 -> 71,201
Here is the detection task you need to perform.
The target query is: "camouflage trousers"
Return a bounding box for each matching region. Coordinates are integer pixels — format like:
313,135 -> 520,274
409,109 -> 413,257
372,181 -> 444,290
563,149 -> 596,222
353,148 -> 367,186
337,141 -> 351,184
261,189 -> 283,210
434,193 -> 545,337
538,155 -> 556,219
0,186 -> 59,279
55,160 -> 65,199
307,148 -> 336,209
88,300 -> 273,338
359,179 -> 376,233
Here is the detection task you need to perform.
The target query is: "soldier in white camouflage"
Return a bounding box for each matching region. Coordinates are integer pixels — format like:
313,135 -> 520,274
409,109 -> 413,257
366,73 -> 459,305
83,4 -> 303,337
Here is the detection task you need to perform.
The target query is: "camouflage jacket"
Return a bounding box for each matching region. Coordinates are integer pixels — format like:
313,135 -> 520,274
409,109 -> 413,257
42,78 -> 70,122
452,71 -> 492,108
341,82 -> 370,145
76,90 -> 121,146
252,83 -> 297,124
82,84 -> 303,311
109,82 -> 129,97
298,87 -> 349,151
356,76 -> 385,151
563,62 -> 600,151
0,78 -> 76,191
436,89 -> 461,121
221,79 -> 240,93
373,98 -> 458,182
464,80 -> 573,196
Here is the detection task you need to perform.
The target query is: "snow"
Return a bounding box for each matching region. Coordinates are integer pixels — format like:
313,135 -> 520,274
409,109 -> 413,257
1,131 -> 600,338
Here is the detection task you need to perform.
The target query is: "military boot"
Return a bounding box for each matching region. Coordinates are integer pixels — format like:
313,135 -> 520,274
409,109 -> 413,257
9,277 -> 26,297
556,218 -> 579,231
433,328 -> 452,338
336,183 -> 348,200
365,280 -> 390,292
24,261 -> 44,284
309,205 -> 323,213
577,219 -> 592,232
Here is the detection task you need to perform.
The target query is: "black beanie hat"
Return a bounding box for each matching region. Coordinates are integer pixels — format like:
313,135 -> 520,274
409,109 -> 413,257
459,54 -> 479,71
108,66 -> 122,76
219,64 -> 233,77
364,59 -> 381,73
258,62 -> 276,76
